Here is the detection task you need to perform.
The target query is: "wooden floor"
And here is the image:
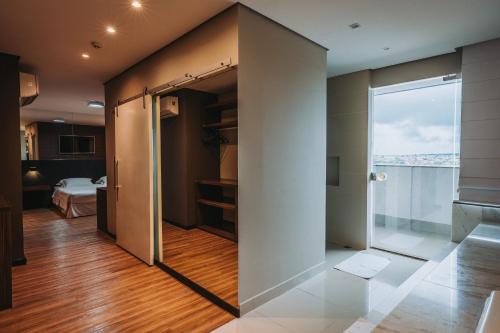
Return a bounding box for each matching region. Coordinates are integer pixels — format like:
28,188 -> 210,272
162,223 -> 238,307
0,209 -> 233,332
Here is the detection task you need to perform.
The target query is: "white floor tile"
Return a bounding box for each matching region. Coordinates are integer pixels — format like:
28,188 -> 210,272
212,246 -> 428,333
255,289 -> 338,333
372,225 -> 452,260
323,318 -> 371,333
379,233 -> 424,250
342,318 -> 377,333
298,269 -> 395,317
364,249 -> 425,287
211,316 -> 291,333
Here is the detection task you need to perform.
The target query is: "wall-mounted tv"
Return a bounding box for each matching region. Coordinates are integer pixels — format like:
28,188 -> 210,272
59,135 -> 95,154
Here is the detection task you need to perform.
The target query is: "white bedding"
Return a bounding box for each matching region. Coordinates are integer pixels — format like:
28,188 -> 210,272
53,184 -> 105,218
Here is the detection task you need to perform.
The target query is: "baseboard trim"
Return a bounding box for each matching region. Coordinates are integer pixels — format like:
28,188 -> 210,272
162,219 -> 196,230
105,230 -> 116,240
12,256 -> 27,266
154,260 -> 240,317
239,260 -> 326,315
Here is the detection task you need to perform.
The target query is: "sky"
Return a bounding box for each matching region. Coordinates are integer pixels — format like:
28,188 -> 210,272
373,82 -> 461,156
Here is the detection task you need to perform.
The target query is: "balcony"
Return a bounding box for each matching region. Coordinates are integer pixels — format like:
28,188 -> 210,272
372,164 -> 459,258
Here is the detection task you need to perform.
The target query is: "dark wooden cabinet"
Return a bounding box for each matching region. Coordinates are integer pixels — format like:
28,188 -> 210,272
96,187 -> 107,234
22,184 -> 51,210
0,196 -> 12,310
196,179 -> 238,241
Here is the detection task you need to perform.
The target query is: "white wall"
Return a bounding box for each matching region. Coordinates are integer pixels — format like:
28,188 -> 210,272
238,6 -> 327,311
460,38 -> 500,204
326,70 -> 370,249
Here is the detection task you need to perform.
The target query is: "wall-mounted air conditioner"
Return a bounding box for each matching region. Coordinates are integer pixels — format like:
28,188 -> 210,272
19,72 -> 39,106
158,95 -> 179,119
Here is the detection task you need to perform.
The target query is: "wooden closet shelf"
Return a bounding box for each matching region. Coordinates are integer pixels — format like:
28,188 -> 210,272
197,198 -> 236,210
202,120 -> 238,130
198,225 -> 237,241
197,179 -> 238,188
205,100 -> 237,111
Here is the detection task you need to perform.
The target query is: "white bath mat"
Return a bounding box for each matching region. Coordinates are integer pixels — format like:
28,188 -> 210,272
334,252 -> 390,279
379,233 -> 424,250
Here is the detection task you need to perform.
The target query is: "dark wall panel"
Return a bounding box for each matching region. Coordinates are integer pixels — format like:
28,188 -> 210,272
35,122 -> 105,160
0,53 -> 24,264
161,89 -> 219,228
22,160 -> 106,187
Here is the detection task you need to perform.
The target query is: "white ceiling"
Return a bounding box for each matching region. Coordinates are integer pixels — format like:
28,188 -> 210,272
2,0 -> 500,126
239,0 -> 500,76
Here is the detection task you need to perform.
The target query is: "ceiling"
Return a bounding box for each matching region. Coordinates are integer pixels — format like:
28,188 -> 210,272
0,0 -> 234,127
239,0 -> 500,76
2,0 -> 500,127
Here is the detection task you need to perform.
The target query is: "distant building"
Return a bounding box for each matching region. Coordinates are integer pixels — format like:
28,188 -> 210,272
374,153 -> 459,167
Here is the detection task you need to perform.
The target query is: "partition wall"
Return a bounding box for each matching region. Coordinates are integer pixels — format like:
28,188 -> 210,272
105,4 -> 327,315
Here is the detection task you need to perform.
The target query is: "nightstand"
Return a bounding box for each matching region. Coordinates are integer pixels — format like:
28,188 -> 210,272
22,184 -> 51,210
96,187 -> 108,234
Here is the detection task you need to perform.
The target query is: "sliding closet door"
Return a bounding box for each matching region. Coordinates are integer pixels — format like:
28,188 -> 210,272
115,96 -> 154,265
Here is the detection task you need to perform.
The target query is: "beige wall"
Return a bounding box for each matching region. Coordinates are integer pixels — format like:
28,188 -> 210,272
371,52 -> 461,88
326,70 -> 371,249
104,6 -> 239,234
238,6 -> 327,310
459,38 -> 500,204
325,51 -> 463,249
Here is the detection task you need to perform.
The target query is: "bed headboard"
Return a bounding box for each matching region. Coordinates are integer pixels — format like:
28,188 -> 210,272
22,160 -> 106,186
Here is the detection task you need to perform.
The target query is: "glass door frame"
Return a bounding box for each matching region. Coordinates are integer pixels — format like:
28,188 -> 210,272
367,75 -> 462,256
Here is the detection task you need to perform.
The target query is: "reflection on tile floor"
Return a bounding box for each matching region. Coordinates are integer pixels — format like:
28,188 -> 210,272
373,281 -> 485,333
212,245 -> 426,333
372,225 -> 452,260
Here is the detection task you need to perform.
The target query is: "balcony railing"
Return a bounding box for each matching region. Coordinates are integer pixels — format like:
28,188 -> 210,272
373,165 -> 459,235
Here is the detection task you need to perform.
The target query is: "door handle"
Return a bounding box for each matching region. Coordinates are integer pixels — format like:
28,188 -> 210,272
115,159 -> 120,201
370,172 -> 388,182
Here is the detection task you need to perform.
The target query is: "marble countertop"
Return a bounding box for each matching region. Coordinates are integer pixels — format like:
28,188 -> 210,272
373,223 -> 500,333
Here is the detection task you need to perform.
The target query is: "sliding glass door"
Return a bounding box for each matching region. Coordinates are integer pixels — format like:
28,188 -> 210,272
370,76 -> 461,259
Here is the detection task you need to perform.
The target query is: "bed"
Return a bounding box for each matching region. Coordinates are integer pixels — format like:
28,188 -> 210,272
52,177 -> 106,218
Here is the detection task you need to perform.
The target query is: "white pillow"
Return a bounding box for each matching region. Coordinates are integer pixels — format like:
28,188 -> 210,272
95,176 -> 107,185
57,178 -> 93,188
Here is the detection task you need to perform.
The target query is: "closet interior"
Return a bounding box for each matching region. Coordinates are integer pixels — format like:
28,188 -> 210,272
158,68 -> 239,310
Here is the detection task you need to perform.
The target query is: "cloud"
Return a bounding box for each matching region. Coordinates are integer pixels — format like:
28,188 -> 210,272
374,82 -> 461,127
374,123 -> 457,156
372,81 -> 461,156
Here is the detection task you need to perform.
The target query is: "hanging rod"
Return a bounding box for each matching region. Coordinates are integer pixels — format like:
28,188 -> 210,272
114,58 -> 234,107
148,57 -> 233,95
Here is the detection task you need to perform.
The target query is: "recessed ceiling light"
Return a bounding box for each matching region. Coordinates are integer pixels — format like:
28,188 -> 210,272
81,53 -> 90,59
88,100 -> 105,108
131,1 -> 142,8
349,23 -> 361,29
53,119 -> 65,123
106,26 -> 116,34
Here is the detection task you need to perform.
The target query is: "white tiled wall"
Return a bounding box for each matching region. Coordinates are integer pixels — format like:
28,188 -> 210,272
460,38 -> 500,204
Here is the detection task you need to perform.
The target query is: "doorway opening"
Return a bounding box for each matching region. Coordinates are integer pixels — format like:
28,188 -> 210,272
369,75 -> 462,259
153,68 -> 239,316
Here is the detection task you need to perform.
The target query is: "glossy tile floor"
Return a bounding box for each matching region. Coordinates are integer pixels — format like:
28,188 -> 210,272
372,225 -> 452,260
373,223 -> 500,333
212,245 -> 425,333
